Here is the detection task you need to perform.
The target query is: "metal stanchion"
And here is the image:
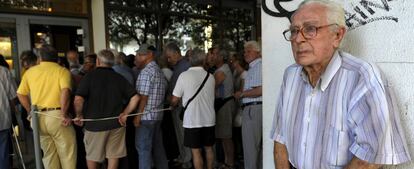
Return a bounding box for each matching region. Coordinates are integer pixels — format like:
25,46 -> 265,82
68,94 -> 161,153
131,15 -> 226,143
31,105 -> 43,169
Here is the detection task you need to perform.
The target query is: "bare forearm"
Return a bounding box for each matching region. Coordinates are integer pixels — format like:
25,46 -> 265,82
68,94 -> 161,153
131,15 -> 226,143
344,157 -> 382,169
60,88 -> 71,115
243,86 -> 262,98
73,96 -> 84,117
274,142 -> 290,169
138,95 -> 148,114
170,96 -> 180,107
17,94 -> 31,112
122,95 -> 139,115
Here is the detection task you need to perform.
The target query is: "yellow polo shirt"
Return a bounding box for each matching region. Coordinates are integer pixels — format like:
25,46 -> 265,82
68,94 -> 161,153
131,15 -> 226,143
17,62 -> 71,108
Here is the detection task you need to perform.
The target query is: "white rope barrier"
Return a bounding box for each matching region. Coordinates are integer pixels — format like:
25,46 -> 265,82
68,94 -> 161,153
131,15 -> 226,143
34,107 -> 172,122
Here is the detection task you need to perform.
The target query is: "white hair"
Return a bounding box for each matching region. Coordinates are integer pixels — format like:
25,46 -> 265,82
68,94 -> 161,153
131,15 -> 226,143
244,41 -> 261,53
295,0 -> 346,28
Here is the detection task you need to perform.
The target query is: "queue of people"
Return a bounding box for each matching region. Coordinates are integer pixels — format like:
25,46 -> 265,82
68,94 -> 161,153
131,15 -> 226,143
0,39 -> 261,169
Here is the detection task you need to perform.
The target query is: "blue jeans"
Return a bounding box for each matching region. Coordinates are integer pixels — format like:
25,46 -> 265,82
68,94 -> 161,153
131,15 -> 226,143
0,129 -> 10,169
135,120 -> 168,169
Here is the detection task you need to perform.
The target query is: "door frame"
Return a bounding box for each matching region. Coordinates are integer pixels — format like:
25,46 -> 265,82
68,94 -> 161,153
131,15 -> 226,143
0,13 -> 90,79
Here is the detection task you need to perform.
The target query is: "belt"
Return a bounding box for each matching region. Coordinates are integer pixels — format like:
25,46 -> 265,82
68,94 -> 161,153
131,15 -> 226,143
241,101 -> 262,108
38,107 -> 61,112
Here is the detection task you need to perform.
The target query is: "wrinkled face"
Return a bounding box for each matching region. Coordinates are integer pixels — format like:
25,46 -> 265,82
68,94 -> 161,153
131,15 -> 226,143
243,47 -> 259,63
164,50 -> 179,66
290,4 -> 342,67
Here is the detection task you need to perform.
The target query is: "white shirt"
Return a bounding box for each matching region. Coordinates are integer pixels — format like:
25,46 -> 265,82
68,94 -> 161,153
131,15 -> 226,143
271,51 -> 411,168
173,67 -> 216,128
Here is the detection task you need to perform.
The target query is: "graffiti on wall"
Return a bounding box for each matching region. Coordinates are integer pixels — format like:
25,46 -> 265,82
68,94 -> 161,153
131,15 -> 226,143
345,0 -> 398,30
262,0 -> 399,30
261,0 -> 296,20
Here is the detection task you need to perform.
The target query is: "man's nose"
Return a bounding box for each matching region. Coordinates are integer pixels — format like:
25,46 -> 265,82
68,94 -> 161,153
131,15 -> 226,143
293,32 -> 306,43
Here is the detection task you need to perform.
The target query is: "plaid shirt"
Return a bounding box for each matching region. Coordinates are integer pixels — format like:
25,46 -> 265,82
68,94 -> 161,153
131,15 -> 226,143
136,61 -> 167,120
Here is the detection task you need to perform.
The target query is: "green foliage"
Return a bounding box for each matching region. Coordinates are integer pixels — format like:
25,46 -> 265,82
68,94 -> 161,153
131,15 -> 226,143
107,0 -> 255,51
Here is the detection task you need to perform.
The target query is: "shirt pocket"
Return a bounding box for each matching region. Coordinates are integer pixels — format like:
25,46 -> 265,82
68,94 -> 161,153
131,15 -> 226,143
324,126 -> 352,167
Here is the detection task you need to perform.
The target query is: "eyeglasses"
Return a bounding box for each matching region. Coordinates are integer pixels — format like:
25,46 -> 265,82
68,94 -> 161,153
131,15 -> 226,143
282,24 -> 338,41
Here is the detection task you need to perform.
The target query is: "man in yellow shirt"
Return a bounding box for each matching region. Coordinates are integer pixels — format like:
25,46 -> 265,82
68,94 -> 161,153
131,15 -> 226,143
17,45 -> 77,169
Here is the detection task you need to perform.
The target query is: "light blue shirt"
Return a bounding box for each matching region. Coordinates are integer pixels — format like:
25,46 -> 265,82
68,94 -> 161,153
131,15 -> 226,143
271,51 -> 411,168
242,58 -> 262,103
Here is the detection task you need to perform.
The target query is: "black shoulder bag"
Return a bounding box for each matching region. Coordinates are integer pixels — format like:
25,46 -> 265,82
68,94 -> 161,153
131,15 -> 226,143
180,72 -> 210,120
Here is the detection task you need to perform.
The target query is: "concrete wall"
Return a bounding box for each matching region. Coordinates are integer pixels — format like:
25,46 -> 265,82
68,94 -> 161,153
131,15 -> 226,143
262,0 -> 414,168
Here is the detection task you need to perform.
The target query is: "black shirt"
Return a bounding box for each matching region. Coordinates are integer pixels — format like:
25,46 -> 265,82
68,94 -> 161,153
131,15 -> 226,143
76,67 -> 136,131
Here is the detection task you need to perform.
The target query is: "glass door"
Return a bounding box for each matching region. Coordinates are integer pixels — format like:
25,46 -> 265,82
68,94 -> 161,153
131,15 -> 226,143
0,18 -> 18,77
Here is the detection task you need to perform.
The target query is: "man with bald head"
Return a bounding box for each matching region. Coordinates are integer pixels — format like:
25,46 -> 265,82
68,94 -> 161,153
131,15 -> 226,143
271,0 -> 411,169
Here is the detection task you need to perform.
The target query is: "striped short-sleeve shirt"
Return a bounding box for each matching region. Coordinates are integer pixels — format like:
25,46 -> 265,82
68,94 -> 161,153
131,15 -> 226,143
242,58 -> 262,104
270,51 -> 411,169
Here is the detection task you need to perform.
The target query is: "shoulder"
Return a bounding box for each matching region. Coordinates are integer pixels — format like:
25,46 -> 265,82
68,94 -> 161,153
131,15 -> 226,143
340,51 -> 385,87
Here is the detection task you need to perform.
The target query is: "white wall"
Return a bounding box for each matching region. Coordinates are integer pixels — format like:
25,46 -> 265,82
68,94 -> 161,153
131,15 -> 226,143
262,0 -> 414,168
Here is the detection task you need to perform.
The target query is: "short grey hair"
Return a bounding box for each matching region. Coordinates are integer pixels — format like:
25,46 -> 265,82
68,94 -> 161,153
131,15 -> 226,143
244,41 -> 261,53
164,42 -> 181,54
189,48 -> 205,66
97,49 -> 115,66
295,0 -> 346,28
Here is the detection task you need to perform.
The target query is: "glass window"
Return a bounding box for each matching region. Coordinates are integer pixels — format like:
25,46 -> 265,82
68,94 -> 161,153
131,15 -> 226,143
0,20 -> 18,77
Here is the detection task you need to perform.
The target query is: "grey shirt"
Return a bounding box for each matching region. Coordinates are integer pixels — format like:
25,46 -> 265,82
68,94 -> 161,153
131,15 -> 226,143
113,64 -> 135,85
215,64 -> 234,98
0,67 -> 17,130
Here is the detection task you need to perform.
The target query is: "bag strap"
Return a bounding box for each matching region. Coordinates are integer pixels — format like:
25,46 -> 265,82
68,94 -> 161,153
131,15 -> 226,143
182,72 -> 210,112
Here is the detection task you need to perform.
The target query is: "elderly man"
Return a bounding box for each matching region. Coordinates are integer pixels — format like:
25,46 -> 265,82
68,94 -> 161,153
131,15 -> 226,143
74,49 -> 139,169
171,48 -> 216,169
134,44 -> 168,169
17,45 -> 77,169
0,66 -> 17,169
164,42 -> 192,168
234,40 -> 263,169
213,49 -> 235,168
271,1 -> 411,169
67,50 -> 81,75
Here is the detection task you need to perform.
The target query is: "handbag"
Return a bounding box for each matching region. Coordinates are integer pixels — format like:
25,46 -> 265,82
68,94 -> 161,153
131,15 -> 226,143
180,72 -> 210,120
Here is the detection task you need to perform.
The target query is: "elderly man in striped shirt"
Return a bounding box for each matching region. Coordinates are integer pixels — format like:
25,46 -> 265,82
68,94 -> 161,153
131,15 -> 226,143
271,0 -> 411,169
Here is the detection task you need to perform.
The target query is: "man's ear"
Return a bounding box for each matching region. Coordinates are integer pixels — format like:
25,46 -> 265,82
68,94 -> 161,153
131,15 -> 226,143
333,26 -> 346,48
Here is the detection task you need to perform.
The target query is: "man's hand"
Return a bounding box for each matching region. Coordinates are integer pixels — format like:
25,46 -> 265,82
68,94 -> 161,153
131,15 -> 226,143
234,91 -> 243,100
133,116 -> 141,127
61,113 -> 72,126
274,141 -> 290,169
344,157 -> 382,169
73,115 -> 84,126
118,113 -> 128,126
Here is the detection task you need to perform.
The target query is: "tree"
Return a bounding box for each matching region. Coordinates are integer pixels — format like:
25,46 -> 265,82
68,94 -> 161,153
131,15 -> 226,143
107,0 -> 256,51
